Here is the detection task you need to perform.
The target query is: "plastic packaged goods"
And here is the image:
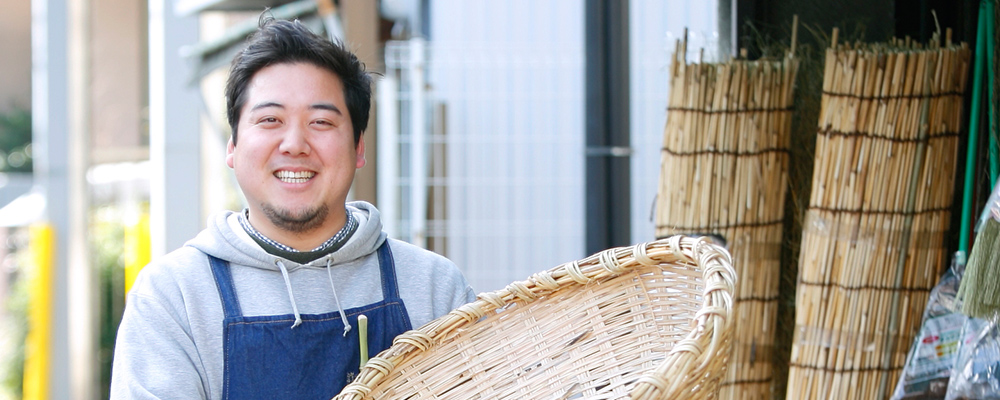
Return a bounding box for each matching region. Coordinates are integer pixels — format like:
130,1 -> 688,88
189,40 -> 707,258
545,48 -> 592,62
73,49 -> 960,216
891,255 -> 969,400
941,179 -> 1000,400
944,318 -> 1000,400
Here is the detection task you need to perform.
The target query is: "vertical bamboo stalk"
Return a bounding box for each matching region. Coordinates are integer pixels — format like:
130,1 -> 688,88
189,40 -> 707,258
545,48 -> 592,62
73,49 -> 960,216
655,23 -> 802,400
787,35 -> 970,400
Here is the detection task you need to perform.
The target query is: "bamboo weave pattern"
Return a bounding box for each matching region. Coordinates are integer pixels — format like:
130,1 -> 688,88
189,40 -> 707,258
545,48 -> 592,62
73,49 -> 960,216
334,236 -> 736,400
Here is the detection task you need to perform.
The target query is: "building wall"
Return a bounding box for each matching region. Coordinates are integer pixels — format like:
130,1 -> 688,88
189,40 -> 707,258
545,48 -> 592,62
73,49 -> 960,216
629,0 -> 720,244
423,0 -> 588,292
0,0 -> 32,113
91,0 -> 149,163
0,0 -> 148,161
342,0 -> 381,204
379,0 -> 720,292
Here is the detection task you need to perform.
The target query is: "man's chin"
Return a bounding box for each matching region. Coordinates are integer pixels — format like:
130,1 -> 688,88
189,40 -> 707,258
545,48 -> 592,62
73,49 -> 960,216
260,204 -> 329,234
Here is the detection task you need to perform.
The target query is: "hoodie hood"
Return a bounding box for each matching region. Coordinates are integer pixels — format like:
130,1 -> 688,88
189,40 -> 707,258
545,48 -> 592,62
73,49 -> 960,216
187,201 -> 388,332
188,201 -> 387,271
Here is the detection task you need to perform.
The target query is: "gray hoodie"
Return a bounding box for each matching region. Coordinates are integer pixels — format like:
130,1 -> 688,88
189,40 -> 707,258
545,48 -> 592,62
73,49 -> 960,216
110,201 -> 475,399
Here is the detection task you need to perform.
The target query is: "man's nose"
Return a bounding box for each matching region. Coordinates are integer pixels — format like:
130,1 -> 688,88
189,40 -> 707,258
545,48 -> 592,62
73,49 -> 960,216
279,124 -> 311,155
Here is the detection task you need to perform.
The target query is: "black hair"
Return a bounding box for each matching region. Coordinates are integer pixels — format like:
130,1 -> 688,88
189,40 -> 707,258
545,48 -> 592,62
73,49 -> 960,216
225,15 -> 372,145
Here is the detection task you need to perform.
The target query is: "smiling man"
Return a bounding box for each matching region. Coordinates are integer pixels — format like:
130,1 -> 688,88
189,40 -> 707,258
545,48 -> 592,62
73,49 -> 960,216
110,16 -> 475,400
230,61 -> 362,247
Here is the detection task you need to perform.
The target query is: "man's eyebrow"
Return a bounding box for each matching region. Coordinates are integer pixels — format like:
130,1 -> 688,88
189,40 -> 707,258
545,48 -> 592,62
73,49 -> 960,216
249,101 -> 283,112
248,102 -> 342,115
311,103 -> 343,115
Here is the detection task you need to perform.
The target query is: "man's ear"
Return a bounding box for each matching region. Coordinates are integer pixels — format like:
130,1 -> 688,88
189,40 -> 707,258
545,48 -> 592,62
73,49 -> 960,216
355,135 -> 366,169
226,137 -> 236,168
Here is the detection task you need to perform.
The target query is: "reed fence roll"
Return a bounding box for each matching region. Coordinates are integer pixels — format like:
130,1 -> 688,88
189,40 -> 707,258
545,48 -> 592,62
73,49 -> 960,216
786,31 -> 970,400
654,33 -> 799,400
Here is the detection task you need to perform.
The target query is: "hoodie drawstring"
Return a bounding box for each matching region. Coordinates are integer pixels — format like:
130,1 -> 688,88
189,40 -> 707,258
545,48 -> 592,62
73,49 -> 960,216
275,260 -> 303,329
273,257 -> 353,335
327,257 -> 353,337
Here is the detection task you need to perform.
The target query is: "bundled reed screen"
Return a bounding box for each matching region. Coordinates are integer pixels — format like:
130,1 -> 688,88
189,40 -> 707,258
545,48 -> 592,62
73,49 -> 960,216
786,35 -> 970,400
654,40 -> 799,399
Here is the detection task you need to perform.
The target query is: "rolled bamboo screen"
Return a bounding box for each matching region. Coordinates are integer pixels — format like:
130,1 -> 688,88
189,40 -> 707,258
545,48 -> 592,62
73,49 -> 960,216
654,35 -> 799,399
786,31 -> 970,400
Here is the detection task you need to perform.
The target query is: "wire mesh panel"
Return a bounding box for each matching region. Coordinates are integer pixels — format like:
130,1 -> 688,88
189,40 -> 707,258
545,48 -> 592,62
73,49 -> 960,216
379,1 -> 587,293
430,1 -> 588,293
629,0 -> 720,243
381,0 -> 721,293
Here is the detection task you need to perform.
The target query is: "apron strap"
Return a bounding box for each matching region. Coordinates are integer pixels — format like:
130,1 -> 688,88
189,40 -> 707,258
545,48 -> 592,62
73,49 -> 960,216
208,254 -> 243,318
376,241 -> 402,301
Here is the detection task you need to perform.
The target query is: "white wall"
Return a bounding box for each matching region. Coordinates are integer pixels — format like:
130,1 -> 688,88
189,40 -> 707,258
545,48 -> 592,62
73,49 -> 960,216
386,0 -> 719,293
426,0 -> 586,293
629,0 -> 719,243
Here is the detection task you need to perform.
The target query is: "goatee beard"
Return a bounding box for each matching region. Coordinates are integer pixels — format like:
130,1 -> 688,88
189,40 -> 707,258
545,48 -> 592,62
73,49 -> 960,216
260,203 -> 329,233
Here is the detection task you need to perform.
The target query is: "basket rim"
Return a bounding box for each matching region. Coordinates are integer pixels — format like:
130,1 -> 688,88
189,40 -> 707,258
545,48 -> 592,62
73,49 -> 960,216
335,235 -> 737,400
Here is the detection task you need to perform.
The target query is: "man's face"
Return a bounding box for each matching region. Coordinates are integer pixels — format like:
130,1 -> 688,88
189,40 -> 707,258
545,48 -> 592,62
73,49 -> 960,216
227,62 -> 365,247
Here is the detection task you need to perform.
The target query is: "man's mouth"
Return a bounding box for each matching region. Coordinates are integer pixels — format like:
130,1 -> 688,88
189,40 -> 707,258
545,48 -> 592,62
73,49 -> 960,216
275,170 -> 316,183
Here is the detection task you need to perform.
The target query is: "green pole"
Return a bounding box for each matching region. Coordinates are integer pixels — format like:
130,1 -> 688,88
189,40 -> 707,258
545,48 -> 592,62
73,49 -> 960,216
988,0 -> 998,185
960,1 -> 988,255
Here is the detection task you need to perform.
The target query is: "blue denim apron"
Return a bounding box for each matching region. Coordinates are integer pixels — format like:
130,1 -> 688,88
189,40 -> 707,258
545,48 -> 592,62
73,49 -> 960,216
208,242 -> 411,399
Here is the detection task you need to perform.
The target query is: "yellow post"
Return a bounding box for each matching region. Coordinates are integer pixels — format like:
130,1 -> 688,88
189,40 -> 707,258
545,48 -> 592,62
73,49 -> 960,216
124,212 -> 151,297
22,223 -> 54,400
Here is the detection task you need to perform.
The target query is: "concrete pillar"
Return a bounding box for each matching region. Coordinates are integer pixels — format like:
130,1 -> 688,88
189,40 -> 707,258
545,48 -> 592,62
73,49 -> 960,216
31,0 -> 96,397
148,0 -> 202,257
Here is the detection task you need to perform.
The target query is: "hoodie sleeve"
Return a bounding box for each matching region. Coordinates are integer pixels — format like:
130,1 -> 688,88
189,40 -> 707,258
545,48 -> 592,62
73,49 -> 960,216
110,278 -> 211,399
440,260 -> 477,315
386,239 -> 476,329
455,279 -> 476,309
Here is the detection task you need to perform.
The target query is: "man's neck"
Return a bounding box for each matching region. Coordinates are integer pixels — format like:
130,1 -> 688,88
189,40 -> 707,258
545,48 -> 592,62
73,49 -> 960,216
239,208 -> 359,263
250,211 -> 346,251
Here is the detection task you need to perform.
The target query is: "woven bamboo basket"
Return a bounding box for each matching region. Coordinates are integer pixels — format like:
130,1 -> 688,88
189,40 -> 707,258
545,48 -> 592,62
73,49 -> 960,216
334,236 -> 736,400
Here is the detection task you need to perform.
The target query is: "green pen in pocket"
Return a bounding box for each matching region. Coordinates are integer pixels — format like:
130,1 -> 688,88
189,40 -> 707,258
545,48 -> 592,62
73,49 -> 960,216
358,314 -> 368,369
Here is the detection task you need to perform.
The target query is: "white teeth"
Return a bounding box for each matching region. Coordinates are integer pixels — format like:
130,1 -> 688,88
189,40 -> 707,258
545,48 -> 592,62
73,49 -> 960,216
275,170 -> 315,183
